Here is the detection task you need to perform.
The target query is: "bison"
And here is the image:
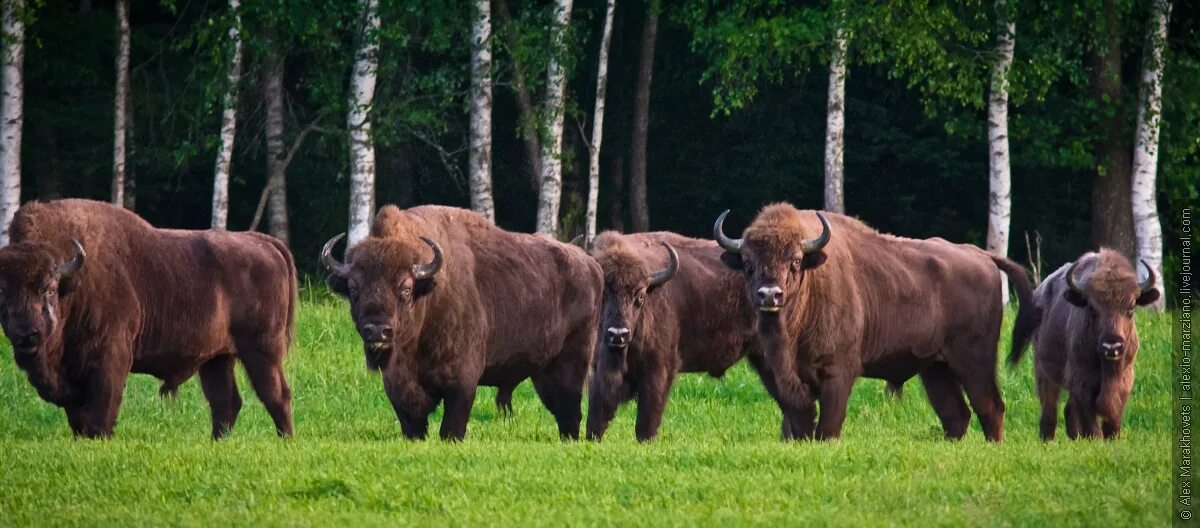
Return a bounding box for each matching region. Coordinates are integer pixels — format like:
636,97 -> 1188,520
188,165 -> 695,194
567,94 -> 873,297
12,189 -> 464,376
322,205 -> 602,441
713,203 -> 1037,441
582,231 -> 775,441
0,199 -> 297,439
1009,249 -> 1159,440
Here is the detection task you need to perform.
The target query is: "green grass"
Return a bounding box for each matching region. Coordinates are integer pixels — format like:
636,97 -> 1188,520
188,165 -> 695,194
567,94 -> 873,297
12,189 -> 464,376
0,290 -> 1175,526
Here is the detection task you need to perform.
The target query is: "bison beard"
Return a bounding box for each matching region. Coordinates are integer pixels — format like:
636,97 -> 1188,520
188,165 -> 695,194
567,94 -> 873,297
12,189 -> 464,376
715,203 -> 1037,442
324,205 -> 602,441
0,199 -> 297,439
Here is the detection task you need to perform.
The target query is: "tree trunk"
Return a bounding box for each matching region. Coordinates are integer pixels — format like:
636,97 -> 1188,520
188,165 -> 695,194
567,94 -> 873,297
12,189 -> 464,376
347,0 -> 380,247
609,155 -> 625,232
628,0 -> 658,233
494,0 -> 542,190
586,0 -> 616,242
469,0 -> 495,223
535,0 -> 573,236
987,0 -> 1015,303
124,83 -> 136,211
823,14 -> 848,214
0,0 -> 24,246
1131,0 -> 1170,311
1088,0 -> 1135,258
211,0 -> 243,231
111,0 -> 130,208
263,30 -> 289,245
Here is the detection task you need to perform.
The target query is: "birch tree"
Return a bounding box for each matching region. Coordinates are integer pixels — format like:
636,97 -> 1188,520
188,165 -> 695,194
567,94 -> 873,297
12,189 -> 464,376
1132,0 -> 1171,311
585,0 -> 616,242
823,8 -> 848,214
468,0 -> 495,223
211,0 -> 244,231
347,0 -> 379,247
263,30 -> 289,244
0,0 -> 24,245
987,0 -> 1015,303
111,0 -> 130,208
535,0 -> 572,236
629,0 -> 658,233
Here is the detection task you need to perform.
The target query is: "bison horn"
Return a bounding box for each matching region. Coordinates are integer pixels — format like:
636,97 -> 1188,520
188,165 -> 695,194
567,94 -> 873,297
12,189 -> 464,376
321,233 -> 350,277
58,239 -> 85,280
648,242 -> 679,287
1137,259 -> 1156,294
569,233 -> 592,251
800,212 -> 832,253
412,237 -> 443,280
713,210 -> 743,253
1065,258 -> 1087,295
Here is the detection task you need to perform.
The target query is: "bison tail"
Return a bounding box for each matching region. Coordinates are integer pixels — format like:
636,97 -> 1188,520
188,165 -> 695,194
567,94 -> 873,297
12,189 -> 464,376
264,235 -> 299,349
990,256 -> 1041,366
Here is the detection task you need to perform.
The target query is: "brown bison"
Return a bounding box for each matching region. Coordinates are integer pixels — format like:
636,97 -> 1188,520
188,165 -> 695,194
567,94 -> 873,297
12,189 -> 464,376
1009,249 -> 1159,440
322,205 -> 602,441
0,199 -> 297,439
714,203 -> 1037,441
583,231 -> 776,441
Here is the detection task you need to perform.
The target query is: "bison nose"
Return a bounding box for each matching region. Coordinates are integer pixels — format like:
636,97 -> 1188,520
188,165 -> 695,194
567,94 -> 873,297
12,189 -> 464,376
605,327 -> 631,348
1100,340 -> 1124,360
756,286 -> 784,312
361,323 -> 393,343
10,327 -> 41,350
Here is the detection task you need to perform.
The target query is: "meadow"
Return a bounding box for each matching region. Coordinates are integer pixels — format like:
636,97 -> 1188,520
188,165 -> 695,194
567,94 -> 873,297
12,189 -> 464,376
0,288 -> 1175,526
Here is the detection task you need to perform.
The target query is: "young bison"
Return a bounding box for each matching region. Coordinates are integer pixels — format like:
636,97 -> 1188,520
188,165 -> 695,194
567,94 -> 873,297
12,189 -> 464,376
1010,249 -> 1159,440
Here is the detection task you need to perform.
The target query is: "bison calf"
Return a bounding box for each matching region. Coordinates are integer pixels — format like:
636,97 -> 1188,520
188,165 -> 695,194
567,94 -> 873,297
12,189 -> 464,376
1010,249 -> 1159,440
0,199 -> 297,439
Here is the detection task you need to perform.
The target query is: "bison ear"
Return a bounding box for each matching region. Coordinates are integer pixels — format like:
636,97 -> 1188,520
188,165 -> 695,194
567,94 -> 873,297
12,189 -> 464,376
1062,288 -> 1087,308
327,274 -> 350,298
720,252 -> 743,270
413,277 -> 437,299
802,251 -> 827,269
1136,288 -> 1160,307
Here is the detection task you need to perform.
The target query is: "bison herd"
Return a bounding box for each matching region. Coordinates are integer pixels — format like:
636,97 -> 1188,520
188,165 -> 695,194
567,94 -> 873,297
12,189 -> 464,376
0,199 -> 1161,443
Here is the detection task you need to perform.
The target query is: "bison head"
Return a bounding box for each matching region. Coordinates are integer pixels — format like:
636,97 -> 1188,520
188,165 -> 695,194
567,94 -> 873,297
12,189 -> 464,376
590,234 -> 679,352
322,233 -> 442,370
0,240 -> 85,357
1062,250 -> 1159,361
714,205 -> 830,319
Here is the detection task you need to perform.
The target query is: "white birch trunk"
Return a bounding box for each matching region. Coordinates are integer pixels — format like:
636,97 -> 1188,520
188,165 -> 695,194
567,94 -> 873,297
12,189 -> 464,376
211,0 -> 243,231
468,0 -> 495,223
586,0 -> 616,242
823,21 -> 848,214
0,0 -> 23,246
347,0 -> 379,247
263,34 -> 289,245
111,0 -> 129,208
1132,0 -> 1170,311
536,0 -> 573,236
987,0 -> 1015,303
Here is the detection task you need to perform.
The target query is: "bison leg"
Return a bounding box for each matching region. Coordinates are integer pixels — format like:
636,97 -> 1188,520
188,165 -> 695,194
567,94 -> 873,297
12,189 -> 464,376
382,376 -> 434,440
1036,375 -> 1061,442
634,369 -> 675,442
496,384 -> 516,417
814,374 -> 854,441
919,362 -> 970,440
1068,392 -> 1101,439
585,377 -> 621,442
65,404 -> 89,437
199,355 -> 243,440
239,345 -> 293,438
532,366 -> 585,441
440,385 -> 478,441
951,361 -> 1005,442
80,355 -> 132,439
1064,399 -> 1081,439
746,351 -> 796,439
1101,417 -> 1122,439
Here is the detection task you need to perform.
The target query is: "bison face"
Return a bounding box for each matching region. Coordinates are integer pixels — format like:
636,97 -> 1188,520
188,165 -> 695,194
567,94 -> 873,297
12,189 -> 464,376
714,210 -> 830,318
597,242 -> 679,352
322,234 -> 441,370
0,241 -> 85,357
1062,254 -> 1159,361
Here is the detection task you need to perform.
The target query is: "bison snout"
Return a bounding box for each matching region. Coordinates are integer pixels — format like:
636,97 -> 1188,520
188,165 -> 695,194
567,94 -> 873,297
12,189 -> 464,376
9,327 -> 42,351
361,323 -> 394,344
1100,340 -> 1125,360
606,327 -> 631,348
756,286 -> 784,312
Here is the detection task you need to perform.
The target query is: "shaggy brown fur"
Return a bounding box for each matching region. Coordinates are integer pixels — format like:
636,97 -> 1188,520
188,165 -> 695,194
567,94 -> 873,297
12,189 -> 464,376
0,199 -> 297,439
584,231 -> 775,441
719,203 -> 1036,442
326,205 -> 602,441
1010,249 -> 1159,440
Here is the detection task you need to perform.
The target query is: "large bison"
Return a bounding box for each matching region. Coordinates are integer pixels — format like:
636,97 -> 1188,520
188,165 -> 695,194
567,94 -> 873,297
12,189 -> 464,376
713,203 -> 1037,441
0,199 -> 297,439
583,231 -> 774,441
1009,249 -> 1159,440
322,205 -> 602,441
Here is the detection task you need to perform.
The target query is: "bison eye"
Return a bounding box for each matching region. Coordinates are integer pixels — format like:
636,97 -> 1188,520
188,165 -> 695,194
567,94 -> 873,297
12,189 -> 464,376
401,287 -> 413,297
634,293 -> 646,307
1126,309 -> 1135,317
791,258 -> 803,270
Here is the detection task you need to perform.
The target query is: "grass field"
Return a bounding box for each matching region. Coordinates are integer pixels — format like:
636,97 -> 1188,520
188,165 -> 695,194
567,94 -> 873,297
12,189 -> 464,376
0,288 -> 1175,526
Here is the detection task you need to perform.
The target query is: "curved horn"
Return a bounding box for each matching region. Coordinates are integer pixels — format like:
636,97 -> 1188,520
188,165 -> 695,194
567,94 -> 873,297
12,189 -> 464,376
713,210 -> 743,253
321,233 -> 350,277
800,212 -> 832,253
58,239 -> 85,280
412,237 -> 443,280
569,234 -> 587,250
1137,259 -> 1156,293
1065,258 -> 1087,295
648,242 -> 679,287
